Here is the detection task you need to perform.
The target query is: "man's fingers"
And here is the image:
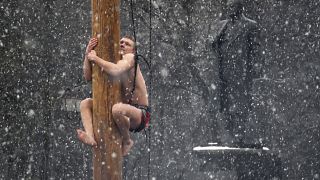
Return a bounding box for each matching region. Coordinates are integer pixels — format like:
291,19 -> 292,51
89,42 -> 97,47
90,38 -> 98,43
86,38 -> 98,51
88,42 -> 97,48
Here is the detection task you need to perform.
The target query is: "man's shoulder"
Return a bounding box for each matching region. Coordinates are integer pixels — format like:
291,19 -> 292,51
118,53 -> 135,68
122,53 -> 135,61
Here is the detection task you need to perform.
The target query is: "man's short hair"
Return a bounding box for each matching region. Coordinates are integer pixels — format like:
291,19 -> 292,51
123,35 -> 136,49
123,35 -> 135,42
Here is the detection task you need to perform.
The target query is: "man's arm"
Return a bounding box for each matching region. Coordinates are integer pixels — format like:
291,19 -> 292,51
83,38 -> 98,81
88,51 -> 135,76
83,54 -> 92,81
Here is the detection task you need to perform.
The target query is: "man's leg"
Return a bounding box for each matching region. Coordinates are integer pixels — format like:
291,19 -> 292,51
112,103 -> 142,156
77,98 -> 97,146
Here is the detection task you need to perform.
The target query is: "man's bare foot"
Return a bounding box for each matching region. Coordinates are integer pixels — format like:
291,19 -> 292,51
122,139 -> 134,156
77,129 -> 97,146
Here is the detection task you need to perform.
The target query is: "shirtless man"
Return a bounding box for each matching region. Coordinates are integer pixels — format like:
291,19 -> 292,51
76,36 -> 150,156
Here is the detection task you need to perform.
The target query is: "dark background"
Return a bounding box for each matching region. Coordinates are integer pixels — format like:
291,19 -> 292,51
1,0 -> 320,179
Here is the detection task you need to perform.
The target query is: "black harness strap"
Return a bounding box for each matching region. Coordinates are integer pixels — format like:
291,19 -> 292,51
130,55 -> 138,96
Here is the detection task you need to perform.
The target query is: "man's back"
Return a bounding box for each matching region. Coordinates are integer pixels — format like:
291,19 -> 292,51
121,63 -> 148,106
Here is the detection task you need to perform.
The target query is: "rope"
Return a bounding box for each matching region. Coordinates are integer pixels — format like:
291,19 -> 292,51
129,0 -> 153,179
147,0 -> 152,179
130,0 -> 138,96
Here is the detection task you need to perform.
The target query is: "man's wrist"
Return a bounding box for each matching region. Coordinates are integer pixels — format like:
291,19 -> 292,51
91,56 -> 97,62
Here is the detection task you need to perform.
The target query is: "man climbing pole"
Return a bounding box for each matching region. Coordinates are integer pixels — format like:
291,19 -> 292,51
77,35 -> 151,156
74,1 -> 151,179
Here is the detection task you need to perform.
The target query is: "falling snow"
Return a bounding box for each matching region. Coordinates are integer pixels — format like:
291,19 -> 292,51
1,0 -> 320,179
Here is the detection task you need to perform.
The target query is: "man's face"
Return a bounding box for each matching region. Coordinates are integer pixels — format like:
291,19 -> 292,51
120,38 -> 135,55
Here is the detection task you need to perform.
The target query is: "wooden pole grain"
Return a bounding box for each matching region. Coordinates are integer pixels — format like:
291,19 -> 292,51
91,0 -> 122,179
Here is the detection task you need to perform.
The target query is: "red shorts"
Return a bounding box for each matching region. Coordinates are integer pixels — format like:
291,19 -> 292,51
129,104 -> 151,133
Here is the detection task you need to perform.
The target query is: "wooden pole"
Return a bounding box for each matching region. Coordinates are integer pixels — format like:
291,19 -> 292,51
91,0 -> 122,179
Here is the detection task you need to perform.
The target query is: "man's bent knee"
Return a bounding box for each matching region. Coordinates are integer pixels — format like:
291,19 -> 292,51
80,98 -> 93,110
112,103 -> 125,118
